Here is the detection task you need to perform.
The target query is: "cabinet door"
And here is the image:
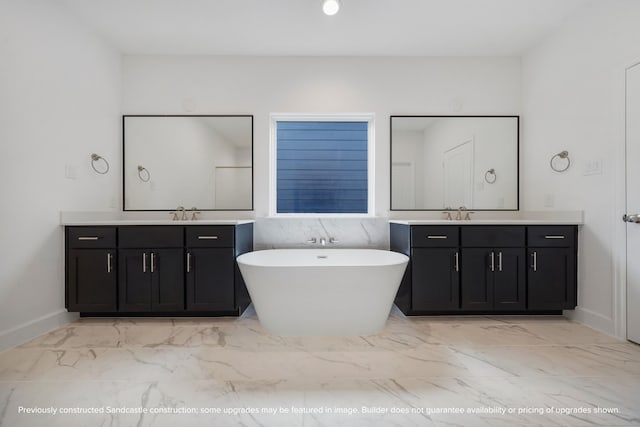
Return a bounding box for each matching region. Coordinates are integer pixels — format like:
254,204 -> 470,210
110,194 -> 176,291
186,248 -> 235,311
412,248 -> 460,311
528,248 -> 575,310
460,248 -> 493,310
151,249 -> 185,312
493,248 -> 526,310
118,249 -> 152,312
67,249 -> 116,312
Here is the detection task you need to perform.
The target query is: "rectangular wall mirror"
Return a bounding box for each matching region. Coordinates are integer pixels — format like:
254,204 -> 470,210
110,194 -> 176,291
391,116 -> 519,211
123,115 -> 253,211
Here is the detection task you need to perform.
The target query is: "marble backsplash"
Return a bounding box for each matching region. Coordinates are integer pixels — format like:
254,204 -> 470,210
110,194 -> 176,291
253,217 -> 389,250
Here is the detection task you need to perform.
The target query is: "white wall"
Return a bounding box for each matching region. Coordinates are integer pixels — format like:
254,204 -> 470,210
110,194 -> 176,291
123,56 -> 521,247
522,1 -> 640,337
0,0 -> 122,349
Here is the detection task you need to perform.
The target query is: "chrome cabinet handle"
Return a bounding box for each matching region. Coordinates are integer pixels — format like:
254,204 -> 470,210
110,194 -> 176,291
454,252 -> 459,272
490,251 -> 495,272
150,252 -> 155,273
545,235 -> 566,239
623,214 -> 640,223
427,235 -> 447,239
531,251 -> 537,272
143,252 -> 147,273
198,236 -> 219,240
498,251 -> 503,272
107,253 -> 112,273
78,236 -> 99,241
186,252 -> 191,273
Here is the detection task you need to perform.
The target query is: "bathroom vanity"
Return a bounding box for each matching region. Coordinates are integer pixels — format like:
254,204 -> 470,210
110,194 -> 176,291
390,221 -> 579,315
64,221 -> 253,316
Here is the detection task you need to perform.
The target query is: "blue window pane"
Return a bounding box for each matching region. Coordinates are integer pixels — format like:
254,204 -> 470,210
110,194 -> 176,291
277,121 -> 368,214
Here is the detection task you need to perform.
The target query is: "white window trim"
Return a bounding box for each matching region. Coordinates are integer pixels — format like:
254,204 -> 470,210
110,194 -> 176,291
269,113 -> 375,218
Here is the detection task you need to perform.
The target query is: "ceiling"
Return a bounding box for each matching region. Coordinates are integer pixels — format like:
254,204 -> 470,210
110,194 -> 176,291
59,0 -> 592,56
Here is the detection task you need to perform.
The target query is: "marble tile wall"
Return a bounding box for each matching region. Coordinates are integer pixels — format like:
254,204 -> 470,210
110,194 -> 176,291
253,218 -> 389,249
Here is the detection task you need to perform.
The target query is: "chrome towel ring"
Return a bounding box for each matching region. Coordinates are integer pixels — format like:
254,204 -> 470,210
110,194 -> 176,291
550,151 -> 571,172
484,168 -> 496,184
137,165 -> 150,182
90,153 -> 110,174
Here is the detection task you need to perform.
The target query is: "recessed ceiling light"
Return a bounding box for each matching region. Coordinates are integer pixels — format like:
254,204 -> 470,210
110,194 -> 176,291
322,0 -> 342,16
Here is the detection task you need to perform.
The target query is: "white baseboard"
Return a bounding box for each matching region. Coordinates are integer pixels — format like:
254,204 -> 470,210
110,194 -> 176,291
565,306 -> 618,338
0,310 -> 78,352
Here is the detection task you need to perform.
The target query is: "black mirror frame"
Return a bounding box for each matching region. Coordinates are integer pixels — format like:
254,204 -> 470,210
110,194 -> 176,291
122,114 -> 254,212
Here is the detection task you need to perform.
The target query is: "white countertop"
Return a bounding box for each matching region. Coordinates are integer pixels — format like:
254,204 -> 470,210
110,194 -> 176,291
388,211 -> 584,225
60,211 -> 583,226
63,219 -> 255,226
60,211 -> 254,226
389,219 -> 582,225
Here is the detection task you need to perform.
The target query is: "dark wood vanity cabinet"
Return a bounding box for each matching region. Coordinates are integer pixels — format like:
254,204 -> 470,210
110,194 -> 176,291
185,226 -> 235,312
391,223 -> 577,315
527,226 -> 577,310
409,226 -> 460,311
460,227 -> 526,311
66,227 -> 117,312
118,227 -> 185,312
65,223 -> 253,316
118,248 -> 184,312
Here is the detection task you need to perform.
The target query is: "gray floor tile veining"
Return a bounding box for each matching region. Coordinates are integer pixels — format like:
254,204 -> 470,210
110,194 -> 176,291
1,309 -> 639,426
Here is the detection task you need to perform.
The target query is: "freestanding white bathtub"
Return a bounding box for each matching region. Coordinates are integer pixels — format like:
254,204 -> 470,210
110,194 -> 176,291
236,249 -> 409,336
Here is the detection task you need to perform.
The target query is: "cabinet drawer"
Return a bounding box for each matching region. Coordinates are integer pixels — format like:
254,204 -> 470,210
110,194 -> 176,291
411,226 -> 459,247
461,226 -> 525,247
527,226 -> 575,247
118,226 -> 183,248
67,227 -> 116,248
186,226 -> 234,247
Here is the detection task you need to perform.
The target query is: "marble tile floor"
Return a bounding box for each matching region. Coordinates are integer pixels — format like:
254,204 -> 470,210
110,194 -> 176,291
1,308 -> 639,427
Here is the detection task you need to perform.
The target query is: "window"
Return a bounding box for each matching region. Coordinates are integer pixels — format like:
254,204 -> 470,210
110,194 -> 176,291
271,115 -> 374,215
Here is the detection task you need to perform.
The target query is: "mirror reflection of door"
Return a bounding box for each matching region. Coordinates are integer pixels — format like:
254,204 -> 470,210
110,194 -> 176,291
391,162 -> 415,209
443,138 -> 474,209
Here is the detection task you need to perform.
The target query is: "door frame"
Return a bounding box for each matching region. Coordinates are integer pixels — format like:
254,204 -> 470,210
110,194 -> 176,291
611,60 -> 640,340
617,61 -> 640,341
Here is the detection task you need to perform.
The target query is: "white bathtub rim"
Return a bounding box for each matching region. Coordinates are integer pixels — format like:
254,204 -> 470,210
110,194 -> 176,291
237,248 -> 409,268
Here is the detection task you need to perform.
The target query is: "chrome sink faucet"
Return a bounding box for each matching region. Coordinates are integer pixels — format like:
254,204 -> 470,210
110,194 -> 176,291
453,206 -> 475,220
320,237 -> 327,246
190,207 -> 201,220
442,207 -> 474,221
175,206 -> 187,220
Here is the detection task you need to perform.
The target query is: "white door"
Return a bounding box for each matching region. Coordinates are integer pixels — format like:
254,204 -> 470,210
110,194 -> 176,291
391,162 -> 415,209
443,139 -> 474,209
626,63 -> 640,344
